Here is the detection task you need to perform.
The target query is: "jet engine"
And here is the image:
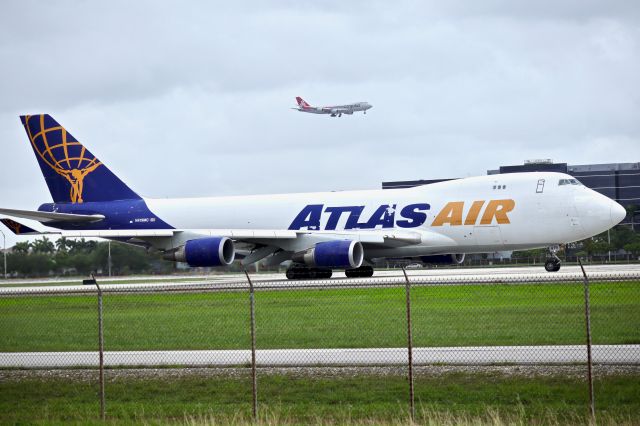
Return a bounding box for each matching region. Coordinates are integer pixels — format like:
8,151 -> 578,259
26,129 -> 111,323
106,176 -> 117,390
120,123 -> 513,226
164,237 -> 235,267
419,254 -> 465,265
292,240 -> 363,269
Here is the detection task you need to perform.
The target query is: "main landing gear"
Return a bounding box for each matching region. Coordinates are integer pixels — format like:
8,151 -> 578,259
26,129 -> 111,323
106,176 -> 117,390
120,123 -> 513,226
285,265 -> 375,280
544,245 -> 561,272
345,265 -> 374,278
285,265 -> 332,280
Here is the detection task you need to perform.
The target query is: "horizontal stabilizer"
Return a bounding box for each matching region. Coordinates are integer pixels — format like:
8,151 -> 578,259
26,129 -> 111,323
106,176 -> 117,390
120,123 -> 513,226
0,218 -> 40,235
0,207 -> 105,224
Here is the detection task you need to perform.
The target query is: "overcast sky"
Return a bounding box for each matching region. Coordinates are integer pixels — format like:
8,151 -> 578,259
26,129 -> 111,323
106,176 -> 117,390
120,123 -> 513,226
1,1 -> 639,245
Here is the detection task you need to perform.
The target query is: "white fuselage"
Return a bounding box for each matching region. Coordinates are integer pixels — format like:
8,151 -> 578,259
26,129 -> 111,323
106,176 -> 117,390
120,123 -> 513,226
145,172 -> 625,258
298,102 -> 372,116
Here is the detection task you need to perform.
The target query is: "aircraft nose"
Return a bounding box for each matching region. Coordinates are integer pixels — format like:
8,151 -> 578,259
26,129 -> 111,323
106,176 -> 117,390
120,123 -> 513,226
610,201 -> 626,226
575,190 -> 623,236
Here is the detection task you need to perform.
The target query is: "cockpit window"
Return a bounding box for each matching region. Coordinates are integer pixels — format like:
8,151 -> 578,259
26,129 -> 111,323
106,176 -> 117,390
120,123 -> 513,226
559,178 -> 582,186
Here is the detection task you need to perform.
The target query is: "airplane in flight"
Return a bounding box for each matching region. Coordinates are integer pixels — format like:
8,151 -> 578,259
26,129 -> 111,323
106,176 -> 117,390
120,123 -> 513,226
292,97 -> 372,117
0,114 -> 626,279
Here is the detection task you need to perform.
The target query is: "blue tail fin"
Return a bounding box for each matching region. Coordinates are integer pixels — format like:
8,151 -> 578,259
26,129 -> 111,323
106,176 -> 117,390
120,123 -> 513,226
20,114 -> 140,204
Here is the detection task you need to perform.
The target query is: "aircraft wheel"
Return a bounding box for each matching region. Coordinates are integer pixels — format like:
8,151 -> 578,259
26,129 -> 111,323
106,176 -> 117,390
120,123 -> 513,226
286,265 -> 309,280
362,266 -> 374,277
286,266 -> 332,280
345,266 -> 374,278
314,268 -> 332,279
544,259 -> 561,272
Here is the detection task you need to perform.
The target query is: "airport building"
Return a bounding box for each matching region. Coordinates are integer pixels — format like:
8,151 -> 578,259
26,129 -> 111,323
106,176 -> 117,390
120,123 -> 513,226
382,160 -> 640,225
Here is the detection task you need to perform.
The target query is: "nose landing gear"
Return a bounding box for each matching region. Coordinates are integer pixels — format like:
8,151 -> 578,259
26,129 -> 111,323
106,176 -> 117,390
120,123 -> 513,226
545,245 -> 561,272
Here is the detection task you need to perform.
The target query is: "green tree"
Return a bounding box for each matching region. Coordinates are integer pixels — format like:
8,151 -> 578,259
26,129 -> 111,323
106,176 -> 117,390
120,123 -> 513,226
622,231 -> 640,257
7,252 -> 54,277
55,237 -> 69,253
609,226 -> 636,251
578,232 -> 611,258
12,241 -> 31,254
31,237 -> 55,254
626,204 -> 637,231
67,238 -> 97,254
92,242 -> 150,275
512,248 -> 546,263
624,241 -> 640,257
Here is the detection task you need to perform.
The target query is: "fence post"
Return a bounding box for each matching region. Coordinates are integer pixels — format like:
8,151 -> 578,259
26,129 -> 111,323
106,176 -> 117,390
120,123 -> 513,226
401,267 -> 415,423
577,259 -> 596,424
91,273 -> 106,421
244,270 -> 258,422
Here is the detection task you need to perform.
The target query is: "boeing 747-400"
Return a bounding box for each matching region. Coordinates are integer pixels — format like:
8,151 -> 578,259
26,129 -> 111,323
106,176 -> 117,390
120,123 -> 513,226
292,97 -> 372,117
0,115 -> 626,278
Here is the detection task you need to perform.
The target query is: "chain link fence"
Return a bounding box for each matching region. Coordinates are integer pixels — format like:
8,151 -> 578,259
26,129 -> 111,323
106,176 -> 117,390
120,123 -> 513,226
1,267 -> 639,421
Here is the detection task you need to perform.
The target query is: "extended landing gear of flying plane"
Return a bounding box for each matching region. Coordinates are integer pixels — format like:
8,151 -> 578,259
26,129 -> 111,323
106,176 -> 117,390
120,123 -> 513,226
544,245 -> 562,272
285,265 -> 333,280
345,265 -> 374,278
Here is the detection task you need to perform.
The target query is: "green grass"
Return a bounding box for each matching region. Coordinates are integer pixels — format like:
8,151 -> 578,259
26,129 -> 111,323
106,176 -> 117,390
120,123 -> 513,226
0,282 -> 639,351
0,372 -> 638,424
0,282 -> 640,352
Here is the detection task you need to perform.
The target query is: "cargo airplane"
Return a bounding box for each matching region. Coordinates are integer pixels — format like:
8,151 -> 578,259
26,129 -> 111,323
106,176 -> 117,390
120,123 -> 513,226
0,115 -> 626,279
292,97 -> 372,117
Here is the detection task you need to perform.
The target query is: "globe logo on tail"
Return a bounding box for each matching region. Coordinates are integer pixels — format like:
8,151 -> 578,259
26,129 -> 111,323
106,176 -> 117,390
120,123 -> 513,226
24,115 -> 102,203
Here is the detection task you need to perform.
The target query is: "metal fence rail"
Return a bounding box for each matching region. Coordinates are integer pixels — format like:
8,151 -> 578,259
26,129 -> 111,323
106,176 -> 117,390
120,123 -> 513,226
1,268 -> 639,420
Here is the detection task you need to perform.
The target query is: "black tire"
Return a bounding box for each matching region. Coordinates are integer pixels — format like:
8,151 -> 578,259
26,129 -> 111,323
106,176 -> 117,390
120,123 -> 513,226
345,266 -> 374,278
545,259 -> 560,272
361,266 -> 374,277
286,266 -> 309,280
287,266 -> 331,280
320,269 -> 332,279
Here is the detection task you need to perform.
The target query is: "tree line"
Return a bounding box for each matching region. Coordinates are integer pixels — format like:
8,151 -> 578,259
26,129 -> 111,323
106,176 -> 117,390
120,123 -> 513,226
3,238 -> 173,277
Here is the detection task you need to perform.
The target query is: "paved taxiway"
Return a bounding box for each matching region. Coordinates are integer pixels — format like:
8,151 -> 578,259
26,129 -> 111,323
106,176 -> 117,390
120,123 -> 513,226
1,264 -> 639,295
1,345 -> 638,368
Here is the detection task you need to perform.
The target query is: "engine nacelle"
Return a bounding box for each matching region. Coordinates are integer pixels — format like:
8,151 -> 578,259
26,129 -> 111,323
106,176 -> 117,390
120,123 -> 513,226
165,237 -> 235,267
419,254 -> 465,265
292,240 -> 364,269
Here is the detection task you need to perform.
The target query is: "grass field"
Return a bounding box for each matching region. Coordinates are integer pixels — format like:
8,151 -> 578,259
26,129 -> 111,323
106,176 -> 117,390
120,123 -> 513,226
0,282 -> 638,351
0,370 -> 638,425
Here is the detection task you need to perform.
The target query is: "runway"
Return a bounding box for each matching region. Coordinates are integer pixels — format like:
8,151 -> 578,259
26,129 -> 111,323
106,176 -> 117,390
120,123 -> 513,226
1,264 -> 639,295
1,345 -> 638,368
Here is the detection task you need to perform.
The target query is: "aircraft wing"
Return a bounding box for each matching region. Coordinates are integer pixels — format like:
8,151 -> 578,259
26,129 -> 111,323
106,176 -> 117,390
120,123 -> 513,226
0,207 -> 105,223
0,213 -> 450,265
0,213 -> 431,261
